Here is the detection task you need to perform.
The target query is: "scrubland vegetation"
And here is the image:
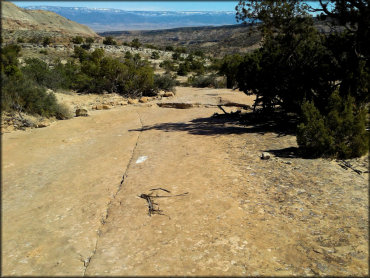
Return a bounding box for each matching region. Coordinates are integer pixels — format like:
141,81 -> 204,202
1,0 -> 368,158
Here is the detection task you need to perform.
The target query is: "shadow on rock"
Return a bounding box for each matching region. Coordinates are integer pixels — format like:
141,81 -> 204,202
264,147 -> 302,159
240,110 -> 298,136
130,111 -> 298,137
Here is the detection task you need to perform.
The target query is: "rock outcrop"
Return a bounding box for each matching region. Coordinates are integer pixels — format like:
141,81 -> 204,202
1,2 -> 99,41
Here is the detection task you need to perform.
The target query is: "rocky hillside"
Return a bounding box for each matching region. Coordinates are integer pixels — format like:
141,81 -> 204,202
101,24 -> 262,57
1,2 -> 99,42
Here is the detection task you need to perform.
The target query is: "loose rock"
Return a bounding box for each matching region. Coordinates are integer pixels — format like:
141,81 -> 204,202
162,92 -> 174,97
128,98 -> 139,104
139,97 -> 149,103
75,108 -> 88,117
261,152 -> 271,160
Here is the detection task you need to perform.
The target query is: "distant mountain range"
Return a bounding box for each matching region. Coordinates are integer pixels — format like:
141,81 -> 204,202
22,6 -> 239,31
2,2 -> 98,42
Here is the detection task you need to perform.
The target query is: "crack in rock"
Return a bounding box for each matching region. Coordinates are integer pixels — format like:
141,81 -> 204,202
82,112 -> 143,276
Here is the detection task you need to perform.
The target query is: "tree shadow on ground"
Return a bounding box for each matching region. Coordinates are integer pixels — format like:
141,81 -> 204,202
130,110 -> 298,137
264,147 -> 302,158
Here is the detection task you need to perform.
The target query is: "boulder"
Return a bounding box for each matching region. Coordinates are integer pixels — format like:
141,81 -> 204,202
118,100 -> 128,105
75,108 -> 88,117
94,104 -> 104,110
102,105 -> 110,110
162,92 -> 174,97
139,97 -> 149,103
261,152 -> 271,160
128,98 -> 139,104
36,122 -> 48,128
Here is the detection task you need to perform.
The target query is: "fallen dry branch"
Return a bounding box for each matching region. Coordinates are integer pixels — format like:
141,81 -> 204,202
337,160 -> 363,175
138,189 -> 189,218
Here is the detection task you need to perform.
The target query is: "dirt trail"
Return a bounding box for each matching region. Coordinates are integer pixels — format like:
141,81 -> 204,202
2,87 -> 368,276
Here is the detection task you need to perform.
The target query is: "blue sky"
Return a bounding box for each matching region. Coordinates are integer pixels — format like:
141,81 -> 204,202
12,1 -> 240,11
12,1 -> 323,12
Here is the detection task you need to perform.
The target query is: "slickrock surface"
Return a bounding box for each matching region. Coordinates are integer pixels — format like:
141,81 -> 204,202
2,87 -> 368,276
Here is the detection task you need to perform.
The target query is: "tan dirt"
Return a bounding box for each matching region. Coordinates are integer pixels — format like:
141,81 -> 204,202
2,87 -> 368,276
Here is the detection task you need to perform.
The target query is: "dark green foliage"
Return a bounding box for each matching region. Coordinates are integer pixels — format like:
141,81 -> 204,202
188,74 -> 225,88
154,74 -> 177,92
124,51 -> 133,59
21,58 -> 79,91
133,53 -> 141,61
73,49 -> 156,97
71,36 -> 83,44
1,44 -> 21,72
297,100 -> 334,157
42,37 -> 52,47
235,0 -> 369,158
130,38 -> 141,49
150,51 -> 160,60
145,44 -> 158,50
48,60 -> 80,90
73,46 -> 89,62
159,59 -> 177,73
172,52 -> 181,60
39,49 -> 48,55
103,36 -> 117,45
85,37 -> 94,44
165,45 -> 174,51
297,92 -> 368,158
219,54 -> 243,89
1,47 -> 69,118
81,43 -> 91,50
193,49 -> 205,58
22,58 -> 51,88
2,77 -> 59,117
16,37 -> 25,43
29,36 -> 42,44
177,62 -> 190,76
189,59 -> 205,75
175,46 -> 187,54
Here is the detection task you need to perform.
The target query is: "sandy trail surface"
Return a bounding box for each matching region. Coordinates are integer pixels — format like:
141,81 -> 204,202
2,87 -> 368,276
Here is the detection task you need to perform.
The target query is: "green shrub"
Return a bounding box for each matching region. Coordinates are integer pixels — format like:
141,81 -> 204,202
297,92 -> 369,158
154,74 -> 177,92
103,36 -> 117,45
188,74 -> 224,88
151,51 -> 160,60
189,59 -> 205,75
85,37 -> 94,44
22,58 -> 51,87
73,46 -> 89,62
297,101 -> 334,157
165,45 -> 174,51
175,46 -> 186,53
193,49 -> 205,58
81,43 -> 91,50
39,49 -> 48,55
42,37 -> 52,47
131,38 -> 141,49
2,76 -> 61,117
159,59 -> 177,73
54,103 -> 73,120
73,50 -> 156,97
177,62 -> 190,76
145,44 -> 158,50
1,44 -> 21,72
124,51 -> 133,59
29,36 -> 42,44
172,52 -> 181,60
71,36 -> 83,44
17,37 -> 25,43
